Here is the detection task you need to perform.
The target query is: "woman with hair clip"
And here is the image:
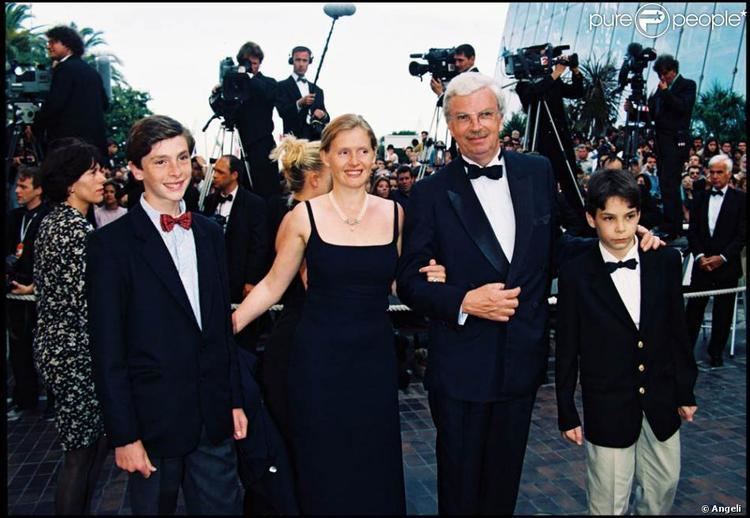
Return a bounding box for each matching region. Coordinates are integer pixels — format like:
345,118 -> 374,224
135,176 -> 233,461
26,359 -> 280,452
33,138 -> 108,514
235,116 -> 444,514
263,136 -> 332,448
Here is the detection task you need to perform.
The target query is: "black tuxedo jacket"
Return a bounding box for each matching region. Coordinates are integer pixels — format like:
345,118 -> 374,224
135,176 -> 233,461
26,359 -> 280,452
203,187 -> 270,303
397,151 -> 563,401
556,246 -> 698,447
236,72 -> 278,147
276,76 -> 328,139
687,187 -> 746,284
87,204 -> 242,458
647,75 -> 696,136
33,56 -> 109,154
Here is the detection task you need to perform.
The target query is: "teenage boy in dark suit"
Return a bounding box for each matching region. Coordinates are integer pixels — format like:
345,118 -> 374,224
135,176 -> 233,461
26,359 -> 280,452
555,168 -> 698,515
88,115 -> 246,515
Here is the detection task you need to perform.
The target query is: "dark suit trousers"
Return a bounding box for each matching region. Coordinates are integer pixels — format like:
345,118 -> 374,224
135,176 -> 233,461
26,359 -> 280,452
6,300 -> 39,409
128,427 -> 242,515
242,135 -> 280,201
685,271 -> 738,359
428,391 -> 536,515
655,132 -> 688,236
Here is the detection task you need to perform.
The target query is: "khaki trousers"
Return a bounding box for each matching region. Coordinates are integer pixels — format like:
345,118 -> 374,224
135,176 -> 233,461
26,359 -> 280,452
585,414 -> 681,515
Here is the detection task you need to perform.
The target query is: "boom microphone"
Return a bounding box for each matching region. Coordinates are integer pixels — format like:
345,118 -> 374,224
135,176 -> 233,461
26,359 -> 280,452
323,3 -> 356,19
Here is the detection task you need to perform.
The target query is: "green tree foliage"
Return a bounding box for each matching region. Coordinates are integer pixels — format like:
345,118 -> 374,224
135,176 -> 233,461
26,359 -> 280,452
5,3 -> 47,66
691,83 -> 746,145
568,56 -> 619,138
501,111 -> 527,138
105,85 -> 153,163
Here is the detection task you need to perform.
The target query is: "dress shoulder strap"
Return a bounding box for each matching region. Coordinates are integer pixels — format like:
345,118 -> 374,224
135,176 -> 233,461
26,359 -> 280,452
304,200 -> 318,239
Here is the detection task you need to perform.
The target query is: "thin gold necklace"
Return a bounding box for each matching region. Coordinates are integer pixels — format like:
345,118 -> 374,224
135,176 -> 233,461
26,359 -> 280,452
328,192 -> 368,231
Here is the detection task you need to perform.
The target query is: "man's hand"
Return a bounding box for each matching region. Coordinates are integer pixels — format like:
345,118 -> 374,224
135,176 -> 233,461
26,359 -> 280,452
658,79 -> 668,90
9,281 -> 34,295
115,440 -> 157,478
233,408 -> 248,440
562,426 -> 583,445
551,63 -> 567,80
297,94 -> 315,108
461,283 -> 521,322
678,405 -> 697,422
699,255 -> 725,272
242,283 -> 255,298
312,109 -> 326,120
419,259 -> 446,283
430,77 -> 444,96
637,226 -> 664,250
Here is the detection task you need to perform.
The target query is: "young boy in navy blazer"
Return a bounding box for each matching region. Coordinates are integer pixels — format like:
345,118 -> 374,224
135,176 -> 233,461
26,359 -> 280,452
555,168 -> 698,515
88,115 -> 247,515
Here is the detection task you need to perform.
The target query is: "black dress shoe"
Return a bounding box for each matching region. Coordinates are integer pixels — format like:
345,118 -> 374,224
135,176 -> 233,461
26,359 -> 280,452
710,356 -> 724,368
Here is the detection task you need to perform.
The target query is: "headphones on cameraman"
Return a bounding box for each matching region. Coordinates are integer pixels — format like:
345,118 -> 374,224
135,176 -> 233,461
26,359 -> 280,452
288,46 -> 313,65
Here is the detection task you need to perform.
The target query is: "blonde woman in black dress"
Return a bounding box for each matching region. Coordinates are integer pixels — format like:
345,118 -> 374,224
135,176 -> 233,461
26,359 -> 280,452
33,140 -> 108,514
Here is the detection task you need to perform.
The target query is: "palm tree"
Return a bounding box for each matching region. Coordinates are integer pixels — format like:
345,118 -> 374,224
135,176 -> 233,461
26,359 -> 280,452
68,22 -> 128,85
5,2 -> 47,66
691,83 -> 746,145
501,111 -> 527,138
569,55 -> 620,138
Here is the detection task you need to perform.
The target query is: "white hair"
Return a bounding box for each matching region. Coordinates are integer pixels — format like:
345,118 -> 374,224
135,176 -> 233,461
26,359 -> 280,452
443,72 -> 504,120
708,154 -> 733,172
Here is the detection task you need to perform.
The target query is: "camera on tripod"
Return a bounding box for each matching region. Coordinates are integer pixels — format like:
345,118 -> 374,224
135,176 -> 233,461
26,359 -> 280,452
408,48 -> 459,83
614,43 -> 657,102
6,62 -> 51,124
503,44 -> 578,81
208,56 -> 253,125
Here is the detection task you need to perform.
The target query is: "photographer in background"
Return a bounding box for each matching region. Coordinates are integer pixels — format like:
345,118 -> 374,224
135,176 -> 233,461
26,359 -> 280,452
515,48 -> 586,229
647,55 -> 696,241
32,25 -> 109,157
430,44 -> 478,98
233,41 -> 281,201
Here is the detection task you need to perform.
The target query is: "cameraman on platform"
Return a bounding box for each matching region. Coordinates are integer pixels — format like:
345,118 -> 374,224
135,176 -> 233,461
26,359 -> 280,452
647,55 -> 696,241
233,41 -> 281,201
515,49 -> 586,227
430,44 -> 478,99
32,26 -> 109,157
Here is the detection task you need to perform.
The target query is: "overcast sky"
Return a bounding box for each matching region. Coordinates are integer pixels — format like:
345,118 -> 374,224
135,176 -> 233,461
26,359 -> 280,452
23,2 -> 509,157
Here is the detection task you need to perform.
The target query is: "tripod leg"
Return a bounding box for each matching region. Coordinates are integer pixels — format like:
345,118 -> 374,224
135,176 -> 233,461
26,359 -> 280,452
541,99 -> 585,208
198,126 -> 227,211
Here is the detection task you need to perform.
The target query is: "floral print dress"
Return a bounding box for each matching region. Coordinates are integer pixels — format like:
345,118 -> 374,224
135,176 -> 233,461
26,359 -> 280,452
33,204 -> 104,451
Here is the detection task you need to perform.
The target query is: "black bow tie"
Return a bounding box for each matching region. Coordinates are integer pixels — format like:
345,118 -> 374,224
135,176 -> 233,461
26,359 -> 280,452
710,189 -> 724,197
463,157 -> 504,180
218,193 -> 233,203
605,258 -> 638,274
297,76 -> 307,83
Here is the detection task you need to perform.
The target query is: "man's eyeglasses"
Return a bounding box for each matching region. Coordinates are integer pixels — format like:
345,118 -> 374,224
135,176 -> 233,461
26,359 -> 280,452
448,110 -> 499,127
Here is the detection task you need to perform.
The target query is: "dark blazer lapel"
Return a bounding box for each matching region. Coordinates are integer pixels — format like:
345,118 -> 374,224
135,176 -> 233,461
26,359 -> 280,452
130,203 -> 200,328
637,247 -> 658,336
712,188 -> 734,241
191,217 -> 215,334
446,161 -> 509,275
587,248 -> 639,332
224,190 -> 241,240
504,152 -> 533,276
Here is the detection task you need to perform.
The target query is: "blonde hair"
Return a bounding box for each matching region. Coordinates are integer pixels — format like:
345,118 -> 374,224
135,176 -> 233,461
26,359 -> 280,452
269,136 -> 323,194
320,113 -> 378,152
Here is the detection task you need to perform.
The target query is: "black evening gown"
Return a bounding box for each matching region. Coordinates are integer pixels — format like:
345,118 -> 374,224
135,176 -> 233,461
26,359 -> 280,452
287,200 -> 405,514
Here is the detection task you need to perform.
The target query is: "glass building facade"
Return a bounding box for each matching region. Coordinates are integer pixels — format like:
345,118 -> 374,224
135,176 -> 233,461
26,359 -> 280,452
496,2 -> 747,115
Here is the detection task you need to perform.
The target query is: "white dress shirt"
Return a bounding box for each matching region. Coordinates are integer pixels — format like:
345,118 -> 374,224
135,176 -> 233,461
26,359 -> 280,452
215,185 -> 239,222
294,73 -> 310,111
707,184 -> 728,237
458,152 -> 515,325
141,195 -> 202,330
599,238 -> 641,330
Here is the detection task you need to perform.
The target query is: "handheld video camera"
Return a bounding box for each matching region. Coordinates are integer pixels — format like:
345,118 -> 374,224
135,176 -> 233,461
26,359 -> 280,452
503,44 -> 578,81
408,48 -> 459,83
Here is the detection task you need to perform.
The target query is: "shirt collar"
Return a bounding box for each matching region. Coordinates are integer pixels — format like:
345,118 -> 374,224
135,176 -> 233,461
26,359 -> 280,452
140,193 -> 186,230
462,149 -> 504,169
599,236 -> 639,266
293,72 -> 306,81
224,185 -> 239,199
